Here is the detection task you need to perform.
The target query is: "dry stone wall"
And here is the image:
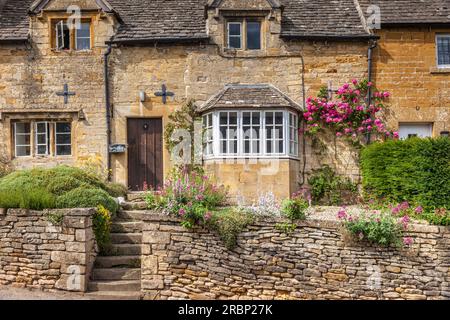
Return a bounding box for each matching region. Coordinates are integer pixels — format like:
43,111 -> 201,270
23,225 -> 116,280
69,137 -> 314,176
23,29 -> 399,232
0,208 -> 96,292
141,213 -> 450,300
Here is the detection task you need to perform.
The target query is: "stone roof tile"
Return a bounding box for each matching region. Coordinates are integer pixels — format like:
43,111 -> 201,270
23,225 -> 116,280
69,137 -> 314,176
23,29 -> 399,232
199,84 -> 303,113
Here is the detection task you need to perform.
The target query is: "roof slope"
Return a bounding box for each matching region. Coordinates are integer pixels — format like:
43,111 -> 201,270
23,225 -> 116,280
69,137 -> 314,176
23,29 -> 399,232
0,0 -> 34,41
5,0 -> 445,44
199,84 -> 303,113
107,0 -> 209,43
280,0 -> 370,38
358,0 -> 450,25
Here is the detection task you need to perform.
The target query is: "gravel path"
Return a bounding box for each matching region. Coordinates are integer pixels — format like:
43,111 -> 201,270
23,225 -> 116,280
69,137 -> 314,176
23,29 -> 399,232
0,285 -> 93,300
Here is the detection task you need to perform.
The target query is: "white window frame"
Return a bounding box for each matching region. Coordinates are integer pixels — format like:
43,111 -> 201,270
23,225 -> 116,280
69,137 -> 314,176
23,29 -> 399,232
398,123 -> 433,140
227,22 -> 242,49
35,121 -> 49,156
264,111 -> 285,155
14,122 -> 31,157
75,22 -> 91,51
218,111 -> 239,155
55,20 -> 65,50
203,113 -> 213,156
436,34 -> 450,68
242,111 -> 262,155
55,122 -> 72,156
203,110 -> 299,159
289,113 -> 299,156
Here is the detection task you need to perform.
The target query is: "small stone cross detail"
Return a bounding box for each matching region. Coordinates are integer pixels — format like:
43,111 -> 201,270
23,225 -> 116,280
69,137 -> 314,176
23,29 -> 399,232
154,84 -> 174,104
56,83 -> 76,104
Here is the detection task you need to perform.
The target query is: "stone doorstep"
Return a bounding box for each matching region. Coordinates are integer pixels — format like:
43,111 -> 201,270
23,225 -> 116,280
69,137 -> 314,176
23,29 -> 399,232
92,268 -> 141,281
88,280 -> 141,292
120,202 -> 148,211
111,221 -> 143,233
126,192 -> 148,202
109,243 -> 142,255
94,256 -> 141,269
116,210 -> 150,221
110,233 -> 142,245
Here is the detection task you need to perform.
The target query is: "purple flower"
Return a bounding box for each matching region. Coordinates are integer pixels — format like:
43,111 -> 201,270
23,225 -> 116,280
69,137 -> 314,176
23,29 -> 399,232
178,208 -> 186,216
403,237 -> 413,246
392,207 -> 400,215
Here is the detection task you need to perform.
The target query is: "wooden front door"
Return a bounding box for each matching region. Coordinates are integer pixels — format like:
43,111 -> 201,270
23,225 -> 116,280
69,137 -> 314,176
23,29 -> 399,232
127,118 -> 163,191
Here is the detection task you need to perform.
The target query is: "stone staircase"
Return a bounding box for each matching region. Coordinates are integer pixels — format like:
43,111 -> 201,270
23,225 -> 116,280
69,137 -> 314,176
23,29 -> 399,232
87,193 -> 148,300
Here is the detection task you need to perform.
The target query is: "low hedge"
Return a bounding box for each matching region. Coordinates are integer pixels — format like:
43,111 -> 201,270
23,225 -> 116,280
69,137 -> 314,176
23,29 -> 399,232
0,166 -> 123,213
361,137 -> 450,210
56,187 -> 118,214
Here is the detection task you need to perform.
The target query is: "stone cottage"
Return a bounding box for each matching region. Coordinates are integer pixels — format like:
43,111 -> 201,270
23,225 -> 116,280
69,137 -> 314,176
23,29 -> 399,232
0,0 -> 448,203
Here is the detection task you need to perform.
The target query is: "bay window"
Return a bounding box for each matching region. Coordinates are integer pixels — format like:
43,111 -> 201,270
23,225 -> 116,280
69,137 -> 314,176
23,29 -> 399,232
202,110 -> 299,158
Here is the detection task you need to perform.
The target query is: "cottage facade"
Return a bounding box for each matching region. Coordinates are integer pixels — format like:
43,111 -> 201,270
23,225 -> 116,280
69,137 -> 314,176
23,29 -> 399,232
0,0 -> 449,203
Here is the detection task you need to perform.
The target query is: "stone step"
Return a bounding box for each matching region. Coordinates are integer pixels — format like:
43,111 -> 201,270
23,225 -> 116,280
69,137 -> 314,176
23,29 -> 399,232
121,201 -> 147,210
109,243 -> 142,255
94,255 -> 141,268
127,192 -> 148,202
85,291 -> 142,300
116,210 -> 149,220
88,280 -> 141,292
110,233 -> 142,244
92,268 -> 141,281
111,221 -> 143,233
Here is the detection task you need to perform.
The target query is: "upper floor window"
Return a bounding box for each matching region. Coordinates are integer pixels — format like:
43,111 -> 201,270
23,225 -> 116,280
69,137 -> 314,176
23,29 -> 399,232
436,35 -> 450,68
52,19 -> 91,51
227,19 -> 261,50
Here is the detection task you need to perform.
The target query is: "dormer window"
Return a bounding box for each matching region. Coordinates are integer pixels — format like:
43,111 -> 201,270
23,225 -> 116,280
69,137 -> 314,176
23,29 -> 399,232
227,19 -> 261,50
52,19 -> 91,51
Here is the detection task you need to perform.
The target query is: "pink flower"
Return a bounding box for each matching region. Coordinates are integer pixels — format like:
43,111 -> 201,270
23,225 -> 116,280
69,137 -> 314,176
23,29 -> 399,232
399,201 -> 410,210
195,194 -> 204,201
383,92 -> 391,98
392,206 -> 400,215
367,82 -> 373,87
336,132 -> 343,137
352,79 -> 358,85
337,208 -> 347,220
403,237 -> 413,246
415,206 -> 424,214
178,208 -> 186,216
204,211 -> 212,221
401,215 -> 410,224
393,132 -> 399,139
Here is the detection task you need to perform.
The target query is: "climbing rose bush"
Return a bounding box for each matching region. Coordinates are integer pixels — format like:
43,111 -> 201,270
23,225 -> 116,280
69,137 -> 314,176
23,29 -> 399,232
303,79 -> 398,140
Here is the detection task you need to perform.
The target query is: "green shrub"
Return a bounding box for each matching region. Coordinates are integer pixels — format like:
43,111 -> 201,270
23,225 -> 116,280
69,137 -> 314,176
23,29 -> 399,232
0,188 -> 55,210
208,208 -> 255,250
361,138 -> 450,210
281,195 -> 308,220
104,182 -> 128,198
308,165 -> 358,205
93,205 -> 113,255
0,166 -> 107,195
56,187 -> 118,213
338,208 -> 409,247
146,167 -> 228,228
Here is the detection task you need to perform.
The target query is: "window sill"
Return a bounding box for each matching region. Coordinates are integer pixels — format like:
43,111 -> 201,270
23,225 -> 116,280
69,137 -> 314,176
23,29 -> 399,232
51,49 -> 93,55
203,155 -> 300,161
430,67 -> 450,74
